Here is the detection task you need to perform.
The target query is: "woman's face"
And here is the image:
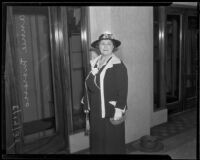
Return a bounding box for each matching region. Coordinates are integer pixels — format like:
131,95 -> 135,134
99,40 -> 114,56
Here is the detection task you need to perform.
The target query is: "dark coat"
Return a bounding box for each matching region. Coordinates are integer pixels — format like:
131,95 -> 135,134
83,54 -> 128,117
83,54 -> 128,154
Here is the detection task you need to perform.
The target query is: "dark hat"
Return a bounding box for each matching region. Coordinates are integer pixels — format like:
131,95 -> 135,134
91,33 -> 121,49
131,135 -> 164,152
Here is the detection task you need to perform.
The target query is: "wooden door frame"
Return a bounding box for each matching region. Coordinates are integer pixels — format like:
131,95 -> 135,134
48,6 -> 70,153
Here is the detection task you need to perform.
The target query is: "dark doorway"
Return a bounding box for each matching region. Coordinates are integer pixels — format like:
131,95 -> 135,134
153,6 -> 198,116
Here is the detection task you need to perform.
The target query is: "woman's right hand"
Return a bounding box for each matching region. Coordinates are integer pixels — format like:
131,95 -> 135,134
91,67 -> 99,75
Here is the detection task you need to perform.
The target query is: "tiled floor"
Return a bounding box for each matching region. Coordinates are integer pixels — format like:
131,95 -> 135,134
125,108 -> 196,151
129,128 -> 196,159
58,108 -> 197,157
128,108 -> 197,159
150,108 -> 197,141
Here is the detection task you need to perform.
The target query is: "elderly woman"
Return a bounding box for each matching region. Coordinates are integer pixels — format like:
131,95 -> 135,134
83,33 -> 128,154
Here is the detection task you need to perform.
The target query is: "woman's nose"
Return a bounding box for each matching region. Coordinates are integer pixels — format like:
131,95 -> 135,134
103,44 -> 109,48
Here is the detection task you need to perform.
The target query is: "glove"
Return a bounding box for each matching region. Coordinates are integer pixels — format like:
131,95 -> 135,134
91,67 -> 98,75
113,108 -> 123,120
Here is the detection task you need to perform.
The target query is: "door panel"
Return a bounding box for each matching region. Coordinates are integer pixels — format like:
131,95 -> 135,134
164,7 -> 197,115
166,14 -> 181,104
12,6 -> 56,144
184,15 -> 198,110
185,16 -> 198,99
165,13 -> 182,115
5,6 -> 69,154
154,6 -> 197,115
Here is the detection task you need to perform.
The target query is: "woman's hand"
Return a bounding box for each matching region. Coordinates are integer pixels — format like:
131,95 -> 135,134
91,67 -> 98,75
113,108 -> 123,120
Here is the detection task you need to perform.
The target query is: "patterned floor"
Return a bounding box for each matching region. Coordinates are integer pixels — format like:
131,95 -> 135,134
150,108 -> 197,141
58,108 -> 197,154
126,108 -> 197,153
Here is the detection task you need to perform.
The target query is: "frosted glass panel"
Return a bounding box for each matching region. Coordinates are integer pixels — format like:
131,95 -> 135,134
12,7 -> 56,142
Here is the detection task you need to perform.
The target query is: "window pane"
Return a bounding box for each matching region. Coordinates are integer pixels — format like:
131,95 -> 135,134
185,16 -> 198,98
166,15 -> 180,104
12,7 -> 56,143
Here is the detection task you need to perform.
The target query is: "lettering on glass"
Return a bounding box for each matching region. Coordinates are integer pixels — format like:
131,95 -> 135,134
18,15 -> 30,108
12,105 -> 22,143
19,15 -> 27,53
7,105 -> 22,151
20,58 -> 29,108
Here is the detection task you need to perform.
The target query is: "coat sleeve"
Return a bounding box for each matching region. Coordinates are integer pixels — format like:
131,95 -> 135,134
81,73 -> 94,112
115,63 -> 128,111
82,86 -> 90,112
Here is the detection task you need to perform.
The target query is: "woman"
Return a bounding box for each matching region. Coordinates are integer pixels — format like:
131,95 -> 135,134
83,33 -> 128,154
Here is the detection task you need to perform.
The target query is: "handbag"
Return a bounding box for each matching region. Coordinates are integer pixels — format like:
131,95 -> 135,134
109,113 -> 126,125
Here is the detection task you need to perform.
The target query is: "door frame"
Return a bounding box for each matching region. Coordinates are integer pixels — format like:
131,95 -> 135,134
165,7 -> 184,114
5,6 -> 70,154
165,6 -> 198,115
182,8 -> 198,111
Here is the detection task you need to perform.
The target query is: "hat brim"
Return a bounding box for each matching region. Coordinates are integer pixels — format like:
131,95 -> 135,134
131,140 -> 164,152
91,39 -> 121,49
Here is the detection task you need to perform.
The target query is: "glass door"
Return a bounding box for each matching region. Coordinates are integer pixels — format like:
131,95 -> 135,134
164,6 -> 198,115
165,13 -> 182,114
5,6 -> 69,154
183,15 -> 198,109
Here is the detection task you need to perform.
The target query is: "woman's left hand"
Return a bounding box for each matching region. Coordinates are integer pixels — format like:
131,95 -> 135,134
113,108 -> 123,120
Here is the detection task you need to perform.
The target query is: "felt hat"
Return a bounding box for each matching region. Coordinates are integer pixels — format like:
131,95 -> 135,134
91,33 -> 121,49
131,135 -> 164,152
